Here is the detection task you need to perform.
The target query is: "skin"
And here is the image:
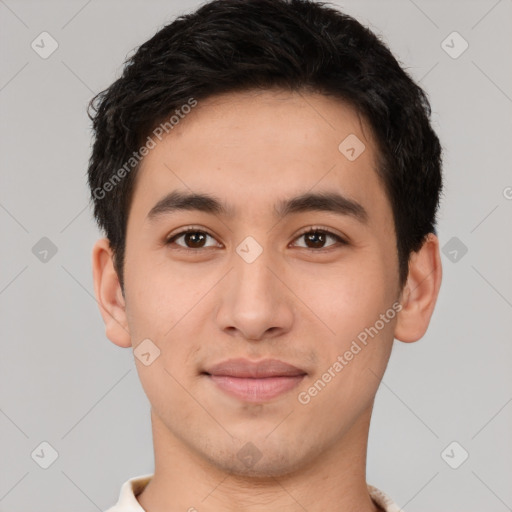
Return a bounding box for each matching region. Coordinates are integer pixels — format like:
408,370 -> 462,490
92,89 -> 442,512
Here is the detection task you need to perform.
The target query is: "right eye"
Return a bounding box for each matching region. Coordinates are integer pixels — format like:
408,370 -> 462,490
165,228 -> 222,250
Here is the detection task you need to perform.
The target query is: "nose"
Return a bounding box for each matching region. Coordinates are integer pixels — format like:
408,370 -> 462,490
215,245 -> 294,342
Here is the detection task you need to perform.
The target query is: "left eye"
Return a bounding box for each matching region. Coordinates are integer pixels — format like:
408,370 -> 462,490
292,229 -> 346,250
166,229 -> 346,250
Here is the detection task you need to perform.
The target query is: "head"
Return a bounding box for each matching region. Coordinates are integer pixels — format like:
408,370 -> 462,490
89,0 -> 442,478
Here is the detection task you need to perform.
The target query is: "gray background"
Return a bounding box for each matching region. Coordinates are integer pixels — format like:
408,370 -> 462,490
1,0 -> 511,510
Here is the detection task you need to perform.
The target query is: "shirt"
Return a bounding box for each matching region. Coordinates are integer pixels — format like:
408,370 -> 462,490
104,474 -> 404,512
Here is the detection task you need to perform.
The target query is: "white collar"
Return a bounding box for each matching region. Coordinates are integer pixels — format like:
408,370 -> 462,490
106,474 -> 404,512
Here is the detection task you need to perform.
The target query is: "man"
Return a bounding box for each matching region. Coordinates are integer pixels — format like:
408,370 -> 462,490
88,0 -> 443,510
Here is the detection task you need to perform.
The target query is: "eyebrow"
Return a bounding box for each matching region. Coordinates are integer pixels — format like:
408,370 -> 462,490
146,189 -> 368,224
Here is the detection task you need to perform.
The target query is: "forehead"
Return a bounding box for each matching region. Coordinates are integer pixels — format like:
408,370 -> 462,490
130,89 -> 392,229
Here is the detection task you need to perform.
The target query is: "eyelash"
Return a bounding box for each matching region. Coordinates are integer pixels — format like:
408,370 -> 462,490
165,226 -> 348,252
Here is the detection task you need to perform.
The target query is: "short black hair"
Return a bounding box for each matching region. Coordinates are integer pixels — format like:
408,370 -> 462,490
87,0 -> 443,290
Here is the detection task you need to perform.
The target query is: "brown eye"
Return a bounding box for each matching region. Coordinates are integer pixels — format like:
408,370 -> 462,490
293,229 -> 347,250
304,231 -> 327,248
166,229 -> 219,249
182,231 -> 207,248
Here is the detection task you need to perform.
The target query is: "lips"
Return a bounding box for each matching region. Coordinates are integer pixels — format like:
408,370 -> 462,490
203,358 -> 307,378
203,358 -> 307,402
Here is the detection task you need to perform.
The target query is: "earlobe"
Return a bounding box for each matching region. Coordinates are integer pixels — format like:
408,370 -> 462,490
91,238 -> 132,348
394,233 -> 443,343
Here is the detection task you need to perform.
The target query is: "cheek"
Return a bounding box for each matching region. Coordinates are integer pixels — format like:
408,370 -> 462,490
290,249 -> 397,401
292,251 -> 394,336
123,255 -> 210,380
295,267 -> 396,423
123,267 -> 202,413
124,250 -> 198,335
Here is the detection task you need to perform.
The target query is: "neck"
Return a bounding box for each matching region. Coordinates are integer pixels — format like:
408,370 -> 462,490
137,405 -> 381,512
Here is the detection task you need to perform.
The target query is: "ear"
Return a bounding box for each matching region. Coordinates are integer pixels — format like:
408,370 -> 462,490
394,233 -> 443,343
91,238 -> 131,348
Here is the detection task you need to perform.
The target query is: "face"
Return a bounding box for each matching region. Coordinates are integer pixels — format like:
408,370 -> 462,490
120,89 -> 403,477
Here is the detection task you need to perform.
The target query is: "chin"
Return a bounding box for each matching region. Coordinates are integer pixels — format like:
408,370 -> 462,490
200,435 -> 315,479
214,454 -> 304,479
